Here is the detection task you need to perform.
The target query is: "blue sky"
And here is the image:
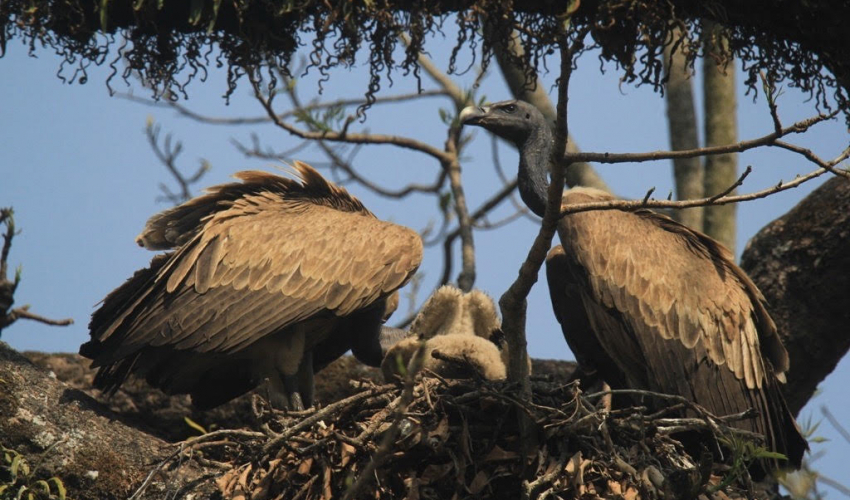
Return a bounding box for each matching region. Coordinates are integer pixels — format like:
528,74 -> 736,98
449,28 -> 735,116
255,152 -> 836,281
1,31 -> 848,489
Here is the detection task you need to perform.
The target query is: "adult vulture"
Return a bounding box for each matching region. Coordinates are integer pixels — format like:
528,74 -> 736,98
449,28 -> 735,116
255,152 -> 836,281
81,161 -> 422,410
459,100 -> 807,470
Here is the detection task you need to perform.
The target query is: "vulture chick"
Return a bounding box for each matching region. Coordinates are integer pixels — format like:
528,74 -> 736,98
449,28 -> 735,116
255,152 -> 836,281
81,161 -> 423,410
460,100 -> 807,472
382,286 -> 507,381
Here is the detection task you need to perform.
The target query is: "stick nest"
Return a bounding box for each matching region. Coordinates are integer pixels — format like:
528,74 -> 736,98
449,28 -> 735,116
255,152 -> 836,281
155,375 -> 780,500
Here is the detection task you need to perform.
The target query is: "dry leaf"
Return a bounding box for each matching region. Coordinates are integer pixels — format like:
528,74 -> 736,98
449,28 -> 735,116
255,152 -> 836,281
484,445 -> 519,462
340,442 -> 357,468
403,477 -> 420,500
297,457 -> 313,476
467,470 -> 489,495
607,479 -> 622,495
623,486 -> 640,500
419,463 -> 452,484
321,463 -> 333,500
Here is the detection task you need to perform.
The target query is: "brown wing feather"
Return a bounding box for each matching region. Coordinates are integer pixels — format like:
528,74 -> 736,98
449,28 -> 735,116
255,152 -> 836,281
558,188 -> 787,390
555,187 -> 805,468
87,164 -> 422,367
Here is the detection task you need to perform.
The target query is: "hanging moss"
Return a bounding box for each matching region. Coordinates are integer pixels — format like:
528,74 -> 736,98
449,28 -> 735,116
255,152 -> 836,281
1,0 -> 848,121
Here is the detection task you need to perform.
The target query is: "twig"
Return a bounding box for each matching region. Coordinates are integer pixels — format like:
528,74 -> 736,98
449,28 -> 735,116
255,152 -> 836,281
822,406 -> 850,445
145,122 -> 209,204
340,344 -> 427,500
263,384 -> 395,456
119,90 -> 449,126
563,110 -> 839,164
523,450 -> 570,500
818,474 -> 850,497
248,72 -> 453,163
284,82 -> 448,199
558,162 -> 838,218
1,306 -> 74,329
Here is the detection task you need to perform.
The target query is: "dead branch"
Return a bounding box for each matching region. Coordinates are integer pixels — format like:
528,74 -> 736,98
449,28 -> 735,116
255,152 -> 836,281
248,72 -> 453,164
0,208 -> 73,334
145,121 -> 210,204
564,110 -> 840,165
558,143 -> 848,218
119,90 -> 449,127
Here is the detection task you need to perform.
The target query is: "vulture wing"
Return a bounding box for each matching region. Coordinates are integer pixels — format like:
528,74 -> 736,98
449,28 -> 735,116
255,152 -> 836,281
85,162 -> 422,368
553,188 -> 805,468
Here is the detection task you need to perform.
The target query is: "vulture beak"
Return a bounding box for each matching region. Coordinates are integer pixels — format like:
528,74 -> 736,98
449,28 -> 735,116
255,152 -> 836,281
459,105 -> 489,125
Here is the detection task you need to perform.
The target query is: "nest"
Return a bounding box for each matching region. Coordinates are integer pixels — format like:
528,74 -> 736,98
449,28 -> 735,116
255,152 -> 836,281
133,372 -> 784,500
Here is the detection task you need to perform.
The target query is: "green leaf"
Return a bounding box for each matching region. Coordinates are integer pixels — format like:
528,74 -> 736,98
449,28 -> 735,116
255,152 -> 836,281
48,477 -> 66,500
10,455 -> 22,482
31,480 -> 50,494
183,416 -> 207,435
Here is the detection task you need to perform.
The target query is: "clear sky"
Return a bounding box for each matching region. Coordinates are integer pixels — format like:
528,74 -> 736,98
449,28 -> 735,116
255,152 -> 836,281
1,30 -> 848,489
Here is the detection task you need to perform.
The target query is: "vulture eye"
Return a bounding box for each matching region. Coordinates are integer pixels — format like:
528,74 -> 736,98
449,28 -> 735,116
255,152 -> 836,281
502,103 -> 518,113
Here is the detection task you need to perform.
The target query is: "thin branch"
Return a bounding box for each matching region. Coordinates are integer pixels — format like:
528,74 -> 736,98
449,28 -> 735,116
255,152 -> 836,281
558,163 -> 835,218
822,406 -> 850,445
283,81 -> 448,198
145,121 -> 209,204
443,130 -> 476,291
119,90 -> 449,126
563,111 -> 839,164
1,306 -> 74,329
248,72 -> 453,163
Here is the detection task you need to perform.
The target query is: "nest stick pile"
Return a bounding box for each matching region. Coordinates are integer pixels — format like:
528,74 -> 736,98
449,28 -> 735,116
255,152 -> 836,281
133,375 -> 777,500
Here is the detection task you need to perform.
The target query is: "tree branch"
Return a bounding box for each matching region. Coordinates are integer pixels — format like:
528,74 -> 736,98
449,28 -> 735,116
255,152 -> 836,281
563,111 -> 839,164
248,73 -> 454,164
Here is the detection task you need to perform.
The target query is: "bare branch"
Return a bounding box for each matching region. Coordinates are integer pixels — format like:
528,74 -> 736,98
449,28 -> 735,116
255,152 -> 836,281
559,163 -> 838,218
283,81 -> 449,199
0,209 -> 74,334
248,72 -> 453,163
145,120 -> 209,204
563,111 -> 839,164
1,306 -> 74,330
822,406 -> 850,445
119,90 -> 449,127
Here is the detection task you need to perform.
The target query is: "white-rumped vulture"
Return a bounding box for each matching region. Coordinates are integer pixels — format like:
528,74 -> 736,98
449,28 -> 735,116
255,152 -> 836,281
81,161 -> 422,410
459,100 -> 807,471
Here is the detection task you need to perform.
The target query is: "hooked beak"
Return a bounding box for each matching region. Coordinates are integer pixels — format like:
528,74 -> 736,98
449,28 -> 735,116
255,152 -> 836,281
459,105 -> 489,126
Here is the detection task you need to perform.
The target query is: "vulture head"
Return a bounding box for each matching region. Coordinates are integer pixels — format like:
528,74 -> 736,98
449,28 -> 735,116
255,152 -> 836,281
459,100 -> 550,149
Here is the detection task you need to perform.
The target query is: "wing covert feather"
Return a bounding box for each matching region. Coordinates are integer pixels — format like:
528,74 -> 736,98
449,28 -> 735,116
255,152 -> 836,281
90,180 -> 422,362
558,189 -> 786,391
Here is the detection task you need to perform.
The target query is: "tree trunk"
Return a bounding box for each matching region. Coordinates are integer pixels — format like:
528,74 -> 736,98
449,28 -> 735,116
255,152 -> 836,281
702,21 -> 739,253
0,342 -> 216,500
740,176 -> 850,416
663,29 -> 704,231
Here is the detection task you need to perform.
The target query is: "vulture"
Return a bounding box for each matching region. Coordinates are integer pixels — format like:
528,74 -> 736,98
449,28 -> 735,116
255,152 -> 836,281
382,285 -> 508,382
81,161 -> 422,410
459,100 -> 807,471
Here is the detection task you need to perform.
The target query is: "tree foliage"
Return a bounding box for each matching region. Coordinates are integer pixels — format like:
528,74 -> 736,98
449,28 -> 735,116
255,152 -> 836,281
2,0 -> 849,122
